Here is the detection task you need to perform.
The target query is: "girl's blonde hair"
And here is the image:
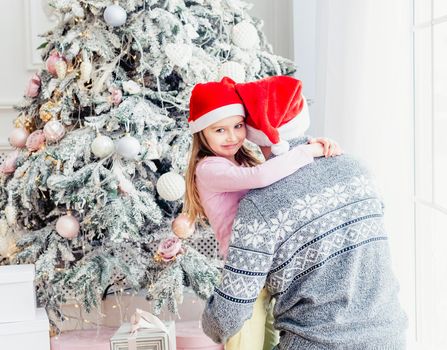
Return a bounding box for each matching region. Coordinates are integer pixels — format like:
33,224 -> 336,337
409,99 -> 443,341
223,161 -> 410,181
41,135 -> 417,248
183,131 -> 261,224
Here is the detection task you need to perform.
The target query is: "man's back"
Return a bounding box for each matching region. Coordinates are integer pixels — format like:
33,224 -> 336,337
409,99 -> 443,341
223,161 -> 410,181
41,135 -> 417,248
232,139 -> 407,349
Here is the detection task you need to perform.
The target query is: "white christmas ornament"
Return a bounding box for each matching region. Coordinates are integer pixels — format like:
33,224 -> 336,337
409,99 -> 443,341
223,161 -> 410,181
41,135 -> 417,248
55,60 -> 67,79
156,172 -> 185,201
91,134 -> 114,158
122,80 -> 142,95
116,135 -> 141,160
4,205 -> 17,226
43,120 -> 65,142
218,61 -> 246,83
165,43 -> 192,68
104,4 -> 127,27
232,21 -> 260,49
56,213 -> 80,239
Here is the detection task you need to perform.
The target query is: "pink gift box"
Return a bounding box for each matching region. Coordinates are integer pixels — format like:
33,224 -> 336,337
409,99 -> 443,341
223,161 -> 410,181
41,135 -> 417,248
50,326 -> 117,350
176,321 -> 224,350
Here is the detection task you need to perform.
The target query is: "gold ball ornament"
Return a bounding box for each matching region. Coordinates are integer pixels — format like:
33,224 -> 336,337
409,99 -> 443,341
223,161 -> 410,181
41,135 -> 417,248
172,213 -> 195,239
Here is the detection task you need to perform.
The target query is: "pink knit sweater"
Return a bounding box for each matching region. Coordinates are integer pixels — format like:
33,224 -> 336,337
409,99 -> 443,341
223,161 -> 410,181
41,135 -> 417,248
195,146 -> 314,257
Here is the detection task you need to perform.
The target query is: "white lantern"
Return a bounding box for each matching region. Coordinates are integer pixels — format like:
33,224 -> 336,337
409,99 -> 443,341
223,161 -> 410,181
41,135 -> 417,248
104,4 -> 127,27
218,61 -> 246,83
116,135 -> 141,160
232,21 -> 260,49
165,43 -> 192,68
91,134 -> 115,158
156,172 -> 185,201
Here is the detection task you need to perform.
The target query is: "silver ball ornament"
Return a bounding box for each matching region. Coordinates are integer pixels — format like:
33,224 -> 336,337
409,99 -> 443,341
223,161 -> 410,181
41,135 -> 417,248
116,135 -> 141,160
91,134 -> 115,158
104,4 -> 127,27
156,172 -> 185,201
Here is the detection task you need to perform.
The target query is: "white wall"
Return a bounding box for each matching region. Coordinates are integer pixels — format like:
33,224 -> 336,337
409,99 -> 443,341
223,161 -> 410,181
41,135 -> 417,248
293,0 -> 416,346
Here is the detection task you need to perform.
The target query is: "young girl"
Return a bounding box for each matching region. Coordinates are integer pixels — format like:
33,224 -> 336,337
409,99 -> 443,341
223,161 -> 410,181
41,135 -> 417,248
184,77 -> 341,350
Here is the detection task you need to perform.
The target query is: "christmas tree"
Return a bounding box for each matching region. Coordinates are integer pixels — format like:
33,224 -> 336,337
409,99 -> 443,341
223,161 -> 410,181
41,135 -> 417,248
0,0 -> 295,327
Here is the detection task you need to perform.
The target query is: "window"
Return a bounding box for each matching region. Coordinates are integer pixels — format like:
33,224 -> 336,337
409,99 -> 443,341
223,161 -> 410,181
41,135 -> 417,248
414,1 -> 447,348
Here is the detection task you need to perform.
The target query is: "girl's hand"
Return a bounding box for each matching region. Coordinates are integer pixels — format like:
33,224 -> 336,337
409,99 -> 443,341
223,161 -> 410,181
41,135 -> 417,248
308,137 -> 343,158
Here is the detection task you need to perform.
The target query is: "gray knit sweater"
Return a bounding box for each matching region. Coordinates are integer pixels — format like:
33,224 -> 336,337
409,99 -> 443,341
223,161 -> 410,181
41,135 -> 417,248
202,137 -> 408,349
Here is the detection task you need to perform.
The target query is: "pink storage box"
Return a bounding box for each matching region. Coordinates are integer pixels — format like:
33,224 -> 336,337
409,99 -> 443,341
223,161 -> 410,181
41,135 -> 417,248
50,326 -> 117,350
176,321 -> 224,350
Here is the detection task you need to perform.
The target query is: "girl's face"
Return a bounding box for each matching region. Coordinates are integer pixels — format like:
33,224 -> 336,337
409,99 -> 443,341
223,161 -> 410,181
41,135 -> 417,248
202,115 -> 246,161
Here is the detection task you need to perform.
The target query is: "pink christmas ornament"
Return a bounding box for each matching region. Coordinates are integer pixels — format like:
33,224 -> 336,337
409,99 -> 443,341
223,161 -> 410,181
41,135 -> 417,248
46,51 -> 65,76
25,130 -> 46,152
43,120 -> 65,142
0,150 -> 19,175
156,237 -> 183,262
25,73 -> 41,98
172,213 -> 195,239
9,127 -> 30,148
108,87 -> 122,106
56,213 -> 80,239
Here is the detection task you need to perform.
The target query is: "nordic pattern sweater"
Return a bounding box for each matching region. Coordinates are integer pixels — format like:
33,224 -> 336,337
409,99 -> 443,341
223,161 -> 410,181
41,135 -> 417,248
202,137 -> 408,349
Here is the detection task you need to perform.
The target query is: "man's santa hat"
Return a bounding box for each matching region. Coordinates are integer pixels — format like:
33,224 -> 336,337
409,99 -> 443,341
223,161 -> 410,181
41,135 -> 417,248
188,77 -> 245,134
235,76 -> 310,155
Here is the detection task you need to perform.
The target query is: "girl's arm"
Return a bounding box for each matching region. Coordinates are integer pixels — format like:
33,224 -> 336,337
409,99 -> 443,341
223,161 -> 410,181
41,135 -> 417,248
196,144 -> 321,193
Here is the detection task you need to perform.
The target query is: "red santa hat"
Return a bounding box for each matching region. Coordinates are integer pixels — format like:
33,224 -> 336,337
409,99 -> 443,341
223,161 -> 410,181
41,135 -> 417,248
235,76 -> 310,155
188,77 -> 246,134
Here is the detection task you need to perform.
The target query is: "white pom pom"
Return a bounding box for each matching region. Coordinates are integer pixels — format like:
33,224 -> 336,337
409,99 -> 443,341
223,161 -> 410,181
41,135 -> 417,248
271,140 -> 290,155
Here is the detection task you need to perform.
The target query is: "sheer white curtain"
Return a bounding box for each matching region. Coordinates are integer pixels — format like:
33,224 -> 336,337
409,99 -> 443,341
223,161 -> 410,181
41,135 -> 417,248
295,0 -> 415,345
